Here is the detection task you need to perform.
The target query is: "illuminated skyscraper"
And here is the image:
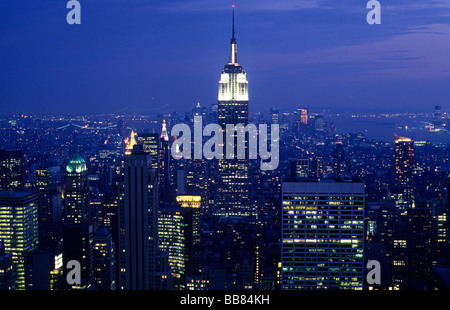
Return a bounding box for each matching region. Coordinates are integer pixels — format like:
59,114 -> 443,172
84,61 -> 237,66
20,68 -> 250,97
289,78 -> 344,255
118,144 -> 158,290
159,120 -> 173,206
0,149 -> 24,190
281,178 -> 365,290
158,206 -> 186,289
137,132 -> 159,170
216,7 -> 251,217
63,154 -> 90,225
158,195 -> 202,289
62,154 -> 94,289
0,191 -> 39,290
394,136 -> 414,199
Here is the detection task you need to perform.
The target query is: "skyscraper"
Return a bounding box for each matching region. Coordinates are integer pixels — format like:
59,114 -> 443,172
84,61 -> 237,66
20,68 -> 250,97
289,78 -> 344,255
137,132 -> 160,170
62,154 -> 94,289
270,108 -> 279,124
118,144 -> 158,290
93,226 -> 116,290
0,241 -> 14,290
63,154 -> 90,224
281,178 -> 365,290
159,120 -> 173,206
216,7 -> 251,217
0,191 -> 39,290
394,136 -> 414,200
0,149 -> 24,190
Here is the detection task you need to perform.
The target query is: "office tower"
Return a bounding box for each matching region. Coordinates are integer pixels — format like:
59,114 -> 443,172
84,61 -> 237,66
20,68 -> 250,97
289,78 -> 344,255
50,252 -> 63,290
137,132 -> 159,170
270,108 -> 279,124
299,108 -> 308,125
289,158 -> 310,180
0,191 -> 39,290
158,195 -> 202,289
63,154 -> 90,224
118,144 -> 158,290
280,112 -> 290,131
408,201 -> 432,288
62,223 -> 94,289
26,250 -> 53,290
62,154 -> 94,289
176,195 -> 202,247
36,166 -> 60,250
159,120 -> 173,206
0,241 -> 14,290
0,149 -> 24,190
313,115 -> 325,132
216,7 -> 251,217
158,206 -> 186,289
394,136 -> 414,200
333,142 -> 350,179
281,179 -> 365,290
93,226 -> 115,290
192,102 -> 207,124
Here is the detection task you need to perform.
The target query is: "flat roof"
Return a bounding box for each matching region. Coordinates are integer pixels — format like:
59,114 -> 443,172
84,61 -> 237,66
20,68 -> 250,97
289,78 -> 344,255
0,190 -> 37,198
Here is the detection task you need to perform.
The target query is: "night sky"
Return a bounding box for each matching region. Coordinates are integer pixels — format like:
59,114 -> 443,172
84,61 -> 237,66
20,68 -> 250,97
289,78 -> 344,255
1,0 -> 450,115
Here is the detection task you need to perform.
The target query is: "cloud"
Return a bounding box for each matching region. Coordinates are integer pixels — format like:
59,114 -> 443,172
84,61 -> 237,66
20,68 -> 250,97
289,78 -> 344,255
248,23 -> 450,81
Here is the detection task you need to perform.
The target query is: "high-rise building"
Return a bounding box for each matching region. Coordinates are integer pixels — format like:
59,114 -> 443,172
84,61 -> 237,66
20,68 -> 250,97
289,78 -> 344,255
270,108 -> 279,124
0,149 -> 24,190
118,144 -> 159,290
62,223 -> 94,289
289,158 -> 310,180
62,154 -> 94,289
63,154 -> 90,224
216,7 -> 251,217
281,178 -> 365,290
394,136 -> 414,200
159,120 -> 173,206
0,191 -> 39,290
137,132 -> 159,170
333,142 -> 350,179
158,195 -> 202,289
408,201 -> 432,288
0,241 -> 14,290
158,206 -> 186,289
93,226 -> 116,290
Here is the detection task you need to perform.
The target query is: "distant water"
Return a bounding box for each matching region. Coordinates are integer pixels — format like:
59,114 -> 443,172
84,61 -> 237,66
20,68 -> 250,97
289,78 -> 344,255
331,114 -> 449,144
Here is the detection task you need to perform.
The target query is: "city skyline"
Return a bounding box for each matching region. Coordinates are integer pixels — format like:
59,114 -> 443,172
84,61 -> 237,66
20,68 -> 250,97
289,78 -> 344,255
0,0 -> 450,297
1,1 -> 450,115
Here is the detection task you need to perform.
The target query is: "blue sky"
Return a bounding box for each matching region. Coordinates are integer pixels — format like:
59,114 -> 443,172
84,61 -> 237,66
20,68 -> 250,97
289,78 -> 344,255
1,0 -> 449,115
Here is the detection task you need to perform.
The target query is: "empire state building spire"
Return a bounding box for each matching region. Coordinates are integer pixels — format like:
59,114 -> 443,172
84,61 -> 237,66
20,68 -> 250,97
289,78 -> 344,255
230,5 -> 237,64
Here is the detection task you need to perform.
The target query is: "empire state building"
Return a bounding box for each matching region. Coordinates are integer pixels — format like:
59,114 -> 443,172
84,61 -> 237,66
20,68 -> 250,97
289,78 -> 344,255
215,7 -> 252,217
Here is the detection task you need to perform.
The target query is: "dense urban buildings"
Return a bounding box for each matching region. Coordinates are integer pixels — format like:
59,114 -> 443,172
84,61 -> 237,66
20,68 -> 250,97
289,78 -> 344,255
0,8 -> 449,294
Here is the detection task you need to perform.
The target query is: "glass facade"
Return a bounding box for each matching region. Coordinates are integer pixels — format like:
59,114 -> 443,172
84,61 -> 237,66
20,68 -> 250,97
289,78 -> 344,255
281,180 -> 365,290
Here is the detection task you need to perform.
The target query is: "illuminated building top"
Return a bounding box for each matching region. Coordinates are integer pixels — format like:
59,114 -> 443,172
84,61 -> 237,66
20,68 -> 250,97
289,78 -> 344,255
66,154 -> 87,173
218,6 -> 248,102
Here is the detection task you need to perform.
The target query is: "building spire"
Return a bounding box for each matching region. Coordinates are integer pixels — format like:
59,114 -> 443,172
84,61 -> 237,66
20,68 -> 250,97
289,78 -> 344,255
230,5 -> 237,64
161,120 -> 169,141
232,5 -> 236,42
